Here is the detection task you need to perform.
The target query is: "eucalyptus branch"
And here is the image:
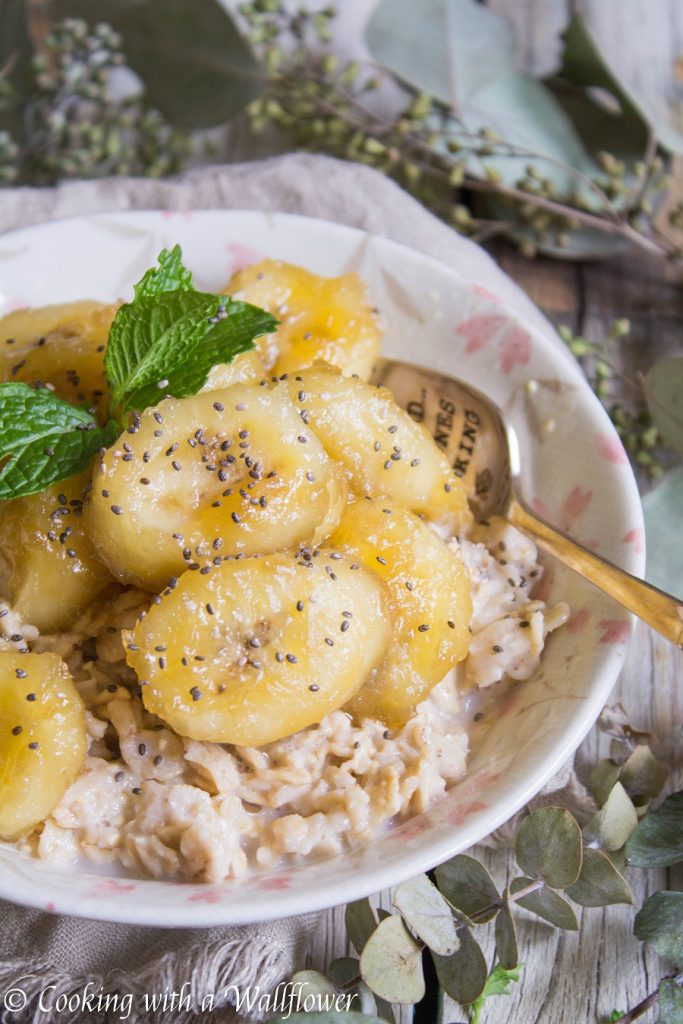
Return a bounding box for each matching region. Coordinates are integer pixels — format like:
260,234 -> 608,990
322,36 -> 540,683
242,3 -> 683,269
618,972 -> 683,1024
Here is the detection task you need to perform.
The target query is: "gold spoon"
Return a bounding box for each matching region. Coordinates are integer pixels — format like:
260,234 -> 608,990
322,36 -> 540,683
371,358 -> 683,648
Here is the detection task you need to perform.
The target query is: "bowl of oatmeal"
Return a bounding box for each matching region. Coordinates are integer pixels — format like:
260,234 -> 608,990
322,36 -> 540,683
0,211 -> 643,926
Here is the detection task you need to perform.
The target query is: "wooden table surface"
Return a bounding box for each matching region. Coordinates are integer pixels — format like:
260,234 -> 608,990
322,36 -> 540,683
307,3 -> 683,1022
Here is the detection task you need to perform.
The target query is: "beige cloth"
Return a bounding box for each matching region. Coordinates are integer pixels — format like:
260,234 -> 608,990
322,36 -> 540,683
0,154 -> 585,1023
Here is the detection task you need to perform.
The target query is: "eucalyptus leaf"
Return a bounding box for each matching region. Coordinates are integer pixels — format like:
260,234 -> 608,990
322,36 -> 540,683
633,892 -> 683,967
642,469 -> 683,599
659,978 -> 683,1024
584,782 -> 638,852
556,13 -> 683,155
590,760 -> 623,808
365,0 -> 597,195
393,874 -> 459,955
619,746 -> 669,804
328,960 -> 380,1020
266,1013 -> 386,1024
643,357 -> 683,455
360,914 -> 425,1004
434,854 -> 500,922
510,877 -> 578,931
565,847 -> 632,907
290,971 -> 337,999
549,12 -> 648,178
327,958 -> 360,988
515,807 -> 583,888
494,891 -> 518,970
433,926 -> 488,1006
626,792 -> 683,869
345,899 -> 377,955
50,0 -> 264,128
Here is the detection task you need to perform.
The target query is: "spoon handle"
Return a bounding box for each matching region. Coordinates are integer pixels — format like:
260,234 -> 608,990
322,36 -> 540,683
508,495 -> 683,648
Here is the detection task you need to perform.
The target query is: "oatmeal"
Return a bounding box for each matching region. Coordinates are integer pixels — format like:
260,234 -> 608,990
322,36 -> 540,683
0,252 -> 568,882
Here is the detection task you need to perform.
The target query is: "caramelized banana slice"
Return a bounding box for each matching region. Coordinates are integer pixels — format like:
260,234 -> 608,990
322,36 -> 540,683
126,552 -> 391,746
87,381 -> 348,591
203,349 -> 266,392
0,471 -> 113,633
332,497 -> 472,726
227,259 -> 382,380
289,364 -> 470,530
0,651 -> 87,841
0,301 -> 118,420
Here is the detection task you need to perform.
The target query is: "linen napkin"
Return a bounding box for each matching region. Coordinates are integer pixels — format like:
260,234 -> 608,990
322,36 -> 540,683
0,153 -> 581,1024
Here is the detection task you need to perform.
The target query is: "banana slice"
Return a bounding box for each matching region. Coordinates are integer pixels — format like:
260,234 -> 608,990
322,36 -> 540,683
227,259 -> 382,380
0,471 -> 113,633
0,301 -> 118,421
0,651 -> 87,841
125,551 -> 391,746
288,364 -> 471,530
86,381 -> 348,591
203,349 -> 266,392
331,497 -> 472,726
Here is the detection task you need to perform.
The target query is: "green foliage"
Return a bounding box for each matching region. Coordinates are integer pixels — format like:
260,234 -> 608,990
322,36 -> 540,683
642,469 -> 683,598
392,874 -> 459,955
658,978 -> 683,1024
433,924 -> 488,1006
23,19 -> 184,184
133,245 -> 194,299
237,1 -> 683,267
345,899 -> 378,955
634,892 -> 683,968
105,246 -> 276,417
619,746 -> 670,806
515,806 -> 583,888
557,321 -> 665,476
643,357 -> 683,456
434,854 -> 499,922
583,782 -> 638,852
0,383 -> 118,500
565,848 -> 632,908
494,891 -> 518,970
327,959 -> 384,1020
366,0 -> 597,195
555,13 -> 683,157
626,792 -> 683,868
266,1015 -> 386,1024
359,914 -> 425,1004
510,877 -> 578,931
0,246 -> 275,500
468,963 -> 522,1024
51,0 -> 265,129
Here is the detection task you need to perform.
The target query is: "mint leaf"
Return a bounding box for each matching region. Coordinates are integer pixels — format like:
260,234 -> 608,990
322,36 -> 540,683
0,383 -> 119,500
105,290 -> 277,416
133,244 -> 194,299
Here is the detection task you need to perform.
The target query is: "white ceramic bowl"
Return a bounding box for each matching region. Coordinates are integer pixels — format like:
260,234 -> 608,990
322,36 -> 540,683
0,211 -> 644,926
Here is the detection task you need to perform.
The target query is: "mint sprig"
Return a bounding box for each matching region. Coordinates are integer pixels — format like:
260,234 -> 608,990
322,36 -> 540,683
105,289 -> 276,418
133,244 -> 194,299
0,246 -> 277,501
0,383 -> 118,500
